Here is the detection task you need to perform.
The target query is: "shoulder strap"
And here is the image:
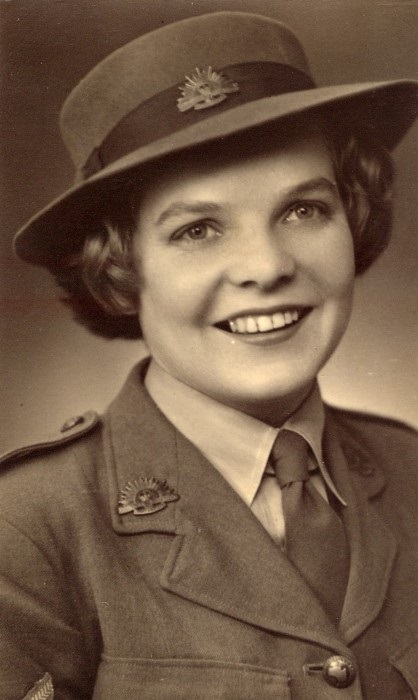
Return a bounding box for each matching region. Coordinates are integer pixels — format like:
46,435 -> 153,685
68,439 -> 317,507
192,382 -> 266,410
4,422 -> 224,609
0,410 -> 100,466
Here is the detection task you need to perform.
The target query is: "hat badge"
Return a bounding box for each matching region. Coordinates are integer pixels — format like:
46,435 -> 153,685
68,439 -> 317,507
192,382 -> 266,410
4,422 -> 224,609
177,66 -> 239,112
118,477 -> 179,516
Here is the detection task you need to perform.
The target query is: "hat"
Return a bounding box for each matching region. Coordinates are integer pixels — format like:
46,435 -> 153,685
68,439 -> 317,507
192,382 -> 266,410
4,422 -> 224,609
14,11 -> 418,267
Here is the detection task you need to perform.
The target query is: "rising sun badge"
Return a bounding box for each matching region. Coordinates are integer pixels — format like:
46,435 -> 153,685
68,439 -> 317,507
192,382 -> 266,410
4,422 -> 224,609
177,66 -> 239,112
118,477 -> 179,516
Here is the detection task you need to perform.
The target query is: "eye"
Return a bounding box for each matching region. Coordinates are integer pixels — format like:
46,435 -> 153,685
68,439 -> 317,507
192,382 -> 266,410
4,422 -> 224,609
284,202 -> 327,223
172,221 -> 221,244
183,223 -> 210,240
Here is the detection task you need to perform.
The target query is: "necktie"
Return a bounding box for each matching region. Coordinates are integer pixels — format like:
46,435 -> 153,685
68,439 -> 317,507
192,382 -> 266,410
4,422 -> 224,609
271,430 -> 349,626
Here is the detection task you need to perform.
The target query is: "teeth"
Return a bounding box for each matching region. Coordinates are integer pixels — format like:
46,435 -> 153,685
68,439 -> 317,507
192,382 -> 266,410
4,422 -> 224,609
272,312 -> 286,329
257,315 -> 274,332
235,318 -> 247,334
227,310 -> 301,334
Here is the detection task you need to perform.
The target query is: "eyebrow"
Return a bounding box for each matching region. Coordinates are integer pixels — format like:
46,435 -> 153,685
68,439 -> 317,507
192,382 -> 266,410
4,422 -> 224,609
155,202 -> 222,227
154,177 -> 338,227
282,177 -> 338,199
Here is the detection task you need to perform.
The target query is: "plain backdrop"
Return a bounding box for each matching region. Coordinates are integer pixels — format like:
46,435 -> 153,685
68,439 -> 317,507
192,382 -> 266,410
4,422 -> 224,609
1,0 -> 417,453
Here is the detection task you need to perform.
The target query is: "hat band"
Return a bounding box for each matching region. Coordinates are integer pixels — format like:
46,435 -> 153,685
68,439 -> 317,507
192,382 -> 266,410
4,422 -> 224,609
82,61 -> 315,178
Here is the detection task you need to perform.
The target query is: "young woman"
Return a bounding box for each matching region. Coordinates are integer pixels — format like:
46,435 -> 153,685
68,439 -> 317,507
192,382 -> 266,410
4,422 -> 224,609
1,11 -> 417,700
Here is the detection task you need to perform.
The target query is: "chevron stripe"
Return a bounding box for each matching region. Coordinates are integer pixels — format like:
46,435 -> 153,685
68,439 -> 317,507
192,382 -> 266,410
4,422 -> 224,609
22,672 -> 54,700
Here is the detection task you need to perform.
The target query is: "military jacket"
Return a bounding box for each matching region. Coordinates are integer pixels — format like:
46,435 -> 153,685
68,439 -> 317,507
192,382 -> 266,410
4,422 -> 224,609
0,362 -> 417,699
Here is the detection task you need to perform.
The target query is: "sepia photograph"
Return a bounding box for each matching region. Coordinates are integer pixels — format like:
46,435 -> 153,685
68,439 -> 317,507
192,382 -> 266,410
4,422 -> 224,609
1,1 -> 417,698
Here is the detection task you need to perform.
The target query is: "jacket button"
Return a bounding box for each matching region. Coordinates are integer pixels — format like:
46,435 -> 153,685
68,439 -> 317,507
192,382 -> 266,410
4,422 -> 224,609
61,415 -> 85,432
323,656 -> 356,688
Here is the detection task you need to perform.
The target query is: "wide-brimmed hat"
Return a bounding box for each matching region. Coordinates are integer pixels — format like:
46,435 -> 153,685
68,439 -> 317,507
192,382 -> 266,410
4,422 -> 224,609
14,11 -> 418,267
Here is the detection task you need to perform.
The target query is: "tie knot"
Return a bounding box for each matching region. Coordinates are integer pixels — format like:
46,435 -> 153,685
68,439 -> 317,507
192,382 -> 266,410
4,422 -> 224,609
270,430 -> 309,488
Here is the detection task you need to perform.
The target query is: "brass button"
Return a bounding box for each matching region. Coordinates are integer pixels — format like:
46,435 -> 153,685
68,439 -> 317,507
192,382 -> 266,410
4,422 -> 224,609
323,655 -> 356,688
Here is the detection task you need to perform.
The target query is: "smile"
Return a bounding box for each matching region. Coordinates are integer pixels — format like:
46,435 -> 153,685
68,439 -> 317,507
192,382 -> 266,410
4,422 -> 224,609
216,308 -> 310,335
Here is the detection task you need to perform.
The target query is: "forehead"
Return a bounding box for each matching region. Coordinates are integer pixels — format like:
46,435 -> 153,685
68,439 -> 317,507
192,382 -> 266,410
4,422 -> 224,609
136,127 -> 334,217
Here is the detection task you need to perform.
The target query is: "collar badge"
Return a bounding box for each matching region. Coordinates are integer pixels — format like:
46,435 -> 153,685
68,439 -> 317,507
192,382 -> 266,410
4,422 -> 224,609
118,477 -> 179,516
177,66 -> 239,112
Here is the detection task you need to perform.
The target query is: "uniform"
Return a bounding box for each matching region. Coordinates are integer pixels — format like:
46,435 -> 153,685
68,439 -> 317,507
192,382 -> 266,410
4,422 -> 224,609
1,360 -> 417,699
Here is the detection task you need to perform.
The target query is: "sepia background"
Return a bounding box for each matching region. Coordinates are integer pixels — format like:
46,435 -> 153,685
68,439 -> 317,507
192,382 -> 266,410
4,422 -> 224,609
1,0 -> 417,452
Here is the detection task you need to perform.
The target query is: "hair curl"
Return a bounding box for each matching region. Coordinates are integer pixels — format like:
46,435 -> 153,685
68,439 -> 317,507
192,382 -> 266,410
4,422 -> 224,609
55,121 -> 394,339
330,128 -> 394,274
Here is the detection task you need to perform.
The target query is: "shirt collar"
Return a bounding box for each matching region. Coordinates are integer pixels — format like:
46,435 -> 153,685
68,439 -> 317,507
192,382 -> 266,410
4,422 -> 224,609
145,360 -> 344,507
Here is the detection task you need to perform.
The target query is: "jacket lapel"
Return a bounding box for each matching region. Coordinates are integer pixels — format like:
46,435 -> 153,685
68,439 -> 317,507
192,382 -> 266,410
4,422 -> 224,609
162,432 -> 347,651
323,410 -> 397,644
104,363 -> 180,536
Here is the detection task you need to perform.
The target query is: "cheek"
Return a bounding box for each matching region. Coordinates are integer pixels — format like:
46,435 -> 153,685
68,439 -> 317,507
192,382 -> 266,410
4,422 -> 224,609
311,226 -> 355,297
138,256 -> 206,329
139,247 -> 221,324
334,235 -> 355,292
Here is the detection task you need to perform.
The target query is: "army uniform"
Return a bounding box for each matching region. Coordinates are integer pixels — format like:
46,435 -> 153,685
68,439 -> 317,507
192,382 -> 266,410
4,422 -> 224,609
1,362 -> 417,699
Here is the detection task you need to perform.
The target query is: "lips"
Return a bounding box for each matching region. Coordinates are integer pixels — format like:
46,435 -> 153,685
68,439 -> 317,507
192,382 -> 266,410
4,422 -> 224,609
215,307 -> 311,334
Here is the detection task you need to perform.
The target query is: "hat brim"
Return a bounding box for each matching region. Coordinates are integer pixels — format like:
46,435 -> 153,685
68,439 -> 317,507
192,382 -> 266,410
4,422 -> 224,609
14,79 -> 418,266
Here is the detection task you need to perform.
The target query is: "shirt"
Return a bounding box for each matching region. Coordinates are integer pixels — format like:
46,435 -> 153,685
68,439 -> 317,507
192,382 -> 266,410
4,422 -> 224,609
145,360 -> 345,544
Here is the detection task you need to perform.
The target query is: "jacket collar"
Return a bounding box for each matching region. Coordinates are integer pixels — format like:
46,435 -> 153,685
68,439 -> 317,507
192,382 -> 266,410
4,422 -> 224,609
102,362 -> 396,648
323,408 -> 396,643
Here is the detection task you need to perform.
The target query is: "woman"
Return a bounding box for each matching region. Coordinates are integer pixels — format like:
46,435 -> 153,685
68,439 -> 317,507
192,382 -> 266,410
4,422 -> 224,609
1,11 -> 417,700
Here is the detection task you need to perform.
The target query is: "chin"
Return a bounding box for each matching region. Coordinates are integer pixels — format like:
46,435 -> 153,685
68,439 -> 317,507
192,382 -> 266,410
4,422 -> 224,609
210,370 -> 317,414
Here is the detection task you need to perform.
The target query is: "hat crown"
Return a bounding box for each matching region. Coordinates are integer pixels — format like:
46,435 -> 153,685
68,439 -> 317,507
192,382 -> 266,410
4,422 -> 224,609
60,12 -> 311,172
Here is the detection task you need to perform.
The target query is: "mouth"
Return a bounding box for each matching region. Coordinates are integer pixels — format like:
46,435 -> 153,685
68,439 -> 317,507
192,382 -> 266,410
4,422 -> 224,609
215,307 -> 311,335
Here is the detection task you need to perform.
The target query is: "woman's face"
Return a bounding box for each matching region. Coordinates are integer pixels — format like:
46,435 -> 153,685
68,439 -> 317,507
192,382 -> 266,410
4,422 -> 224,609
132,133 -> 355,421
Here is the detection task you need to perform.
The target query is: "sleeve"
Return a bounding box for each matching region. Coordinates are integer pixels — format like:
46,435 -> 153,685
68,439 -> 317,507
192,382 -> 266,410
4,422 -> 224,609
0,517 -> 98,700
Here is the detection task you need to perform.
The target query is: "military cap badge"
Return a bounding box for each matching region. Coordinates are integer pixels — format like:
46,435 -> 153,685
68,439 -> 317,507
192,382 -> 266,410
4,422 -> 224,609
177,66 -> 239,112
118,477 -> 179,516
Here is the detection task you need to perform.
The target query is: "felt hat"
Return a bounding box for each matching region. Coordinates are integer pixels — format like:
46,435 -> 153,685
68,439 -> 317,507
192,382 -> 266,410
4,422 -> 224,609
14,11 -> 418,267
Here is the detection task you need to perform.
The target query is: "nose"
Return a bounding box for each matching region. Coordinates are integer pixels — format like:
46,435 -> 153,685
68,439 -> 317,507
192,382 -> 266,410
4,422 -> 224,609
225,228 -> 296,290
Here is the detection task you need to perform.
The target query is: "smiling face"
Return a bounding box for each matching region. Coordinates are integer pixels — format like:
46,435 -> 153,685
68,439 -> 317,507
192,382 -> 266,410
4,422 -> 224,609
132,132 -> 355,423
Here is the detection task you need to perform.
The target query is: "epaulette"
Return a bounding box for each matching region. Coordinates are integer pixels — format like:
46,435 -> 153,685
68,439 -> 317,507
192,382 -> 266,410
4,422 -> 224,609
0,410 -> 100,466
